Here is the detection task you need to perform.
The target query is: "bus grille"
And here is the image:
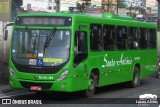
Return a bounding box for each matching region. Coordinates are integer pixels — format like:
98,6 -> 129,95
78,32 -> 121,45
20,81 -> 53,89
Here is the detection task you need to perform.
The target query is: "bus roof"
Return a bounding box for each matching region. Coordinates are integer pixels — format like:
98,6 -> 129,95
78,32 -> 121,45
16,12 -> 156,28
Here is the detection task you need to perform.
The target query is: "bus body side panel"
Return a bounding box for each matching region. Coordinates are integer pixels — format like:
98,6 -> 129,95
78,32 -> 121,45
140,50 -> 157,78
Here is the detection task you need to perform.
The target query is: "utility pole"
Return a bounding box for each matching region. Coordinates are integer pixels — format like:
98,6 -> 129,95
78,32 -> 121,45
158,0 -> 160,31
157,0 -> 160,56
80,0 -> 91,13
85,0 -> 91,12
102,0 -> 117,13
55,0 -> 60,12
117,0 -> 118,14
128,1 -> 134,17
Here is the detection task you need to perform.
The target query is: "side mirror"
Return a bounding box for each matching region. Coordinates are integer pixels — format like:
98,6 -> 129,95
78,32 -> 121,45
4,30 -> 8,41
3,22 -> 14,41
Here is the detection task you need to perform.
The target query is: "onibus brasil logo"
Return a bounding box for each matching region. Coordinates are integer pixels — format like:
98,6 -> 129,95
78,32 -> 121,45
136,94 -> 158,106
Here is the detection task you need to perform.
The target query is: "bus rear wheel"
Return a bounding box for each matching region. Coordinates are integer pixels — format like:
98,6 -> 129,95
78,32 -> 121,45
130,66 -> 140,88
83,73 -> 96,97
157,68 -> 160,79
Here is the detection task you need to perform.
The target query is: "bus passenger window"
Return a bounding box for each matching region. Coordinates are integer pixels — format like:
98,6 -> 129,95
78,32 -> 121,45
103,25 -> 116,50
128,27 -> 139,49
117,26 -> 128,50
90,24 -> 102,51
139,28 -> 148,49
148,29 -> 156,49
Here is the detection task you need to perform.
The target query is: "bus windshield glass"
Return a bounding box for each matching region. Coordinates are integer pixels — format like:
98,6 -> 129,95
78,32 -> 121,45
12,29 -> 70,66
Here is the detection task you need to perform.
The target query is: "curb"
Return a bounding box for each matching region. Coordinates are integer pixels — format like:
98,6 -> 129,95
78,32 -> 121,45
0,85 -> 15,93
0,88 -> 15,93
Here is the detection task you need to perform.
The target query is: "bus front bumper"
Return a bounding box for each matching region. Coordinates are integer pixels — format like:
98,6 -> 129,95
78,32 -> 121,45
10,77 -> 76,92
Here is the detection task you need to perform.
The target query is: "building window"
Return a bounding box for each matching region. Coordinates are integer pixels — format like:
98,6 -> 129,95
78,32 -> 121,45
48,6 -> 52,10
48,0 -> 52,3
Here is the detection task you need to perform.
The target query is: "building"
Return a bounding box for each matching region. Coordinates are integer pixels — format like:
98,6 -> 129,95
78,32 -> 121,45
22,0 -> 105,12
22,0 -> 49,11
146,0 -> 157,14
60,0 -> 78,11
22,0 -> 79,12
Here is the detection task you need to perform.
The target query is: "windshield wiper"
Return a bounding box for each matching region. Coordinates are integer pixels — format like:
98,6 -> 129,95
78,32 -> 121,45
32,32 -> 38,54
44,28 -> 56,53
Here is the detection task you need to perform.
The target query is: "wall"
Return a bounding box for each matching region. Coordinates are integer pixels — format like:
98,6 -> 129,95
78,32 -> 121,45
0,21 -> 13,84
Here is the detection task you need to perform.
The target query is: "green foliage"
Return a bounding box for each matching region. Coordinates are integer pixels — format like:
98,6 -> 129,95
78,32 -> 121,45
138,7 -> 146,14
13,0 -> 23,7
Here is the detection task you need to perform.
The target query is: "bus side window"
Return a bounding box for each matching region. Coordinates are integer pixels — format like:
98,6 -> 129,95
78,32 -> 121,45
128,27 -> 139,49
117,26 -> 128,50
90,24 -> 102,51
148,29 -> 156,49
103,25 -> 116,50
74,31 -> 88,66
139,28 -> 148,49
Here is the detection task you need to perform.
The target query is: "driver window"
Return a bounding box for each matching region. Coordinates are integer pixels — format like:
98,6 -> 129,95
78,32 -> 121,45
74,31 -> 88,67
75,31 -> 87,53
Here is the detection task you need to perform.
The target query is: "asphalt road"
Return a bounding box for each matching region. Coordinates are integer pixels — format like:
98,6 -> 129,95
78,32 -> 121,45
0,74 -> 160,107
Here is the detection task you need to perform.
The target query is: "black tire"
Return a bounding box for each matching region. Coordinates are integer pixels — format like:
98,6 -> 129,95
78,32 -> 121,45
157,68 -> 160,79
83,73 -> 96,98
129,66 -> 140,88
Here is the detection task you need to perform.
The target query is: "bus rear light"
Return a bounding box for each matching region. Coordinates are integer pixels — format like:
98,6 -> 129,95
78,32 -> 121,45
57,69 -> 70,81
9,67 -> 17,78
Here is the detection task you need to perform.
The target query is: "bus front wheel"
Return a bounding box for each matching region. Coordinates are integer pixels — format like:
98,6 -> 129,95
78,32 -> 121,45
83,73 -> 96,97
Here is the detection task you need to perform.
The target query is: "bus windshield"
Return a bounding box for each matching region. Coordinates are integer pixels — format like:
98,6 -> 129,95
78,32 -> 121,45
12,29 -> 70,66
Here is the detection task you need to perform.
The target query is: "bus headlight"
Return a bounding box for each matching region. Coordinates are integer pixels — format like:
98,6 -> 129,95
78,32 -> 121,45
9,67 -> 17,78
57,69 -> 70,81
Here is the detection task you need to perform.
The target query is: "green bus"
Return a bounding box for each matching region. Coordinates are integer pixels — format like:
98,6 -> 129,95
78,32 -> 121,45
7,12 -> 157,97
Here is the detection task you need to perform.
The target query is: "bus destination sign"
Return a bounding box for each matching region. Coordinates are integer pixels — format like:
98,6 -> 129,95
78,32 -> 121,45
15,16 -> 72,26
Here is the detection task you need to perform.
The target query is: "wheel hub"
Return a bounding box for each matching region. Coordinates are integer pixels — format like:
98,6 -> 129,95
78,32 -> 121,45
88,79 -> 94,91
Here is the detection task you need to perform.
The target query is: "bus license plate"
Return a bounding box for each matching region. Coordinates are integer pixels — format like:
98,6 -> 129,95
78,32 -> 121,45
30,86 -> 42,91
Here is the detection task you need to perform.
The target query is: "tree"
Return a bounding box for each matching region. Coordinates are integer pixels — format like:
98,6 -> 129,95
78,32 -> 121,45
138,7 -> 146,14
13,0 -> 23,7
